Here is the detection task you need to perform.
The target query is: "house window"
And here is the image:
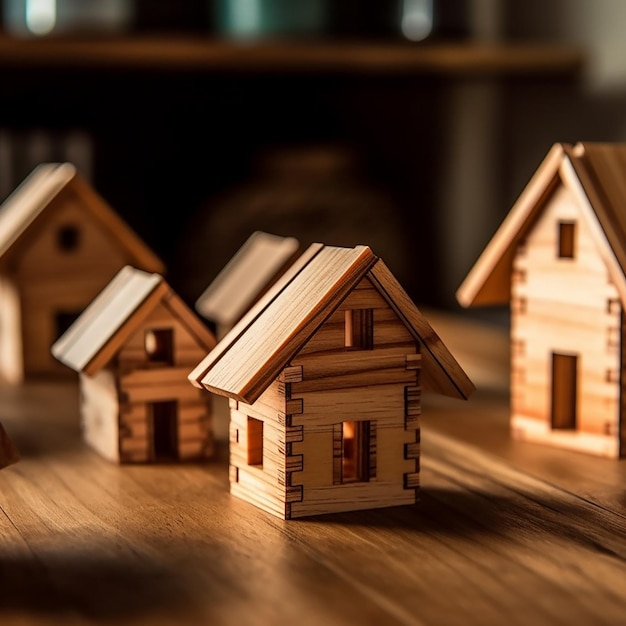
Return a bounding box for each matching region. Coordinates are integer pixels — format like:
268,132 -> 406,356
57,224 -> 80,252
145,329 -> 174,364
247,416 -> 263,466
344,309 -> 373,349
551,353 -> 578,430
558,221 -> 576,259
333,420 -> 375,484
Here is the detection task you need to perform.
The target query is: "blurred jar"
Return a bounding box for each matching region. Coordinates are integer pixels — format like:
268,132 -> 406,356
3,0 -> 134,36
174,144 -> 412,305
328,0 -> 469,42
212,0 -> 328,39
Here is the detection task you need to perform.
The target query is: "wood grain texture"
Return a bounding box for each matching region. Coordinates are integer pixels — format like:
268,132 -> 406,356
510,181 -> 622,457
458,141 -> 626,308
195,245 -> 378,403
52,267 -> 216,465
192,246 -> 471,518
193,245 -> 473,403
368,260 -> 474,399
455,142 -> 565,307
195,231 -> 300,333
51,266 -> 164,373
3,311 -> 626,624
0,420 -> 19,468
459,142 -> 626,458
188,242 -> 324,389
0,163 -> 164,382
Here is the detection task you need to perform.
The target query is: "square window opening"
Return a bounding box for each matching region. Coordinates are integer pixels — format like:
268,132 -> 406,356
57,224 -> 80,252
558,221 -> 576,259
339,420 -> 373,484
145,328 -> 174,365
247,416 -> 263,467
551,352 -> 578,430
344,309 -> 373,350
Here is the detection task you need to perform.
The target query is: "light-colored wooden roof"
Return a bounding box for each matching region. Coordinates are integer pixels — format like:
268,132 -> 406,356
190,243 -> 474,404
457,142 -> 626,307
52,266 -> 215,376
195,231 -> 300,326
0,162 -> 164,272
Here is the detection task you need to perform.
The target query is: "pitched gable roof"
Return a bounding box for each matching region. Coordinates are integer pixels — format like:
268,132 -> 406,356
457,142 -> 626,307
52,266 -> 215,376
189,243 -> 474,404
195,231 -> 300,328
0,162 -> 164,272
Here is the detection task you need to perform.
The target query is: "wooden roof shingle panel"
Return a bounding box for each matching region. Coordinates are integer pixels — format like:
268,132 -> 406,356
193,243 -> 474,404
0,163 -> 75,260
368,260 -> 474,399
162,290 -> 217,354
51,266 -> 163,373
456,143 -> 567,307
0,162 -> 164,273
564,143 -> 626,285
197,245 -> 377,402
188,242 -> 324,388
66,172 -> 164,273
457,141 -> 626,309
195,231 -> 300,326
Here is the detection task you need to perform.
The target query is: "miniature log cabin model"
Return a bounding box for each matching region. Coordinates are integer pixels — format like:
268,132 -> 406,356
190,243 -> 474,519
457,141 -> 626,458
195,230 -> 301,340
0,162 -> 164,384
52,266 -> 216,464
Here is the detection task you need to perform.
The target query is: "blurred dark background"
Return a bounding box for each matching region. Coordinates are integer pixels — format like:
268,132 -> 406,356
0,0 -> 617,316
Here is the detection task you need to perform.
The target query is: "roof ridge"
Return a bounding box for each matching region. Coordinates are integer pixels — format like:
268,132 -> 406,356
191,244 -> 378,403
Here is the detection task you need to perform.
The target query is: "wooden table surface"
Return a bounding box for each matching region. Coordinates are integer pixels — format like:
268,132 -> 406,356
1,309 -> 626,626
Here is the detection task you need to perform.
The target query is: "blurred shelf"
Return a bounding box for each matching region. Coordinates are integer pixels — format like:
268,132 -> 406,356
0,34 -> 585,76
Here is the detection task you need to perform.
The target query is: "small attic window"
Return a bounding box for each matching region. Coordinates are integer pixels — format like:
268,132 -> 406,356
345,309 -> 374,350
57,224 -> 80,252
558,221 -> 576,259
145,329 -> 174,365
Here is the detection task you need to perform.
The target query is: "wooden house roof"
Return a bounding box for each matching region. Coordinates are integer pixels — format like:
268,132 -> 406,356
0,162 -> 164,272
52,266 -> 216,376
457,142 -> 626,307
195,231 -> 300,327
189,243 -> 474,404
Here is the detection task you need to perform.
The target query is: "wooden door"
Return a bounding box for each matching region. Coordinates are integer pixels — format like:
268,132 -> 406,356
150,400 -> 178,461
551,353 -> 577,430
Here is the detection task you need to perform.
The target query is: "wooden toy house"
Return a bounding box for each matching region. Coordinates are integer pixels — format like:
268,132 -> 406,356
0,162 -> 164,384
52,266 -> 216,464
195,231 -> 300,340
190,243 -> 474,519
457,141 -> 626,458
